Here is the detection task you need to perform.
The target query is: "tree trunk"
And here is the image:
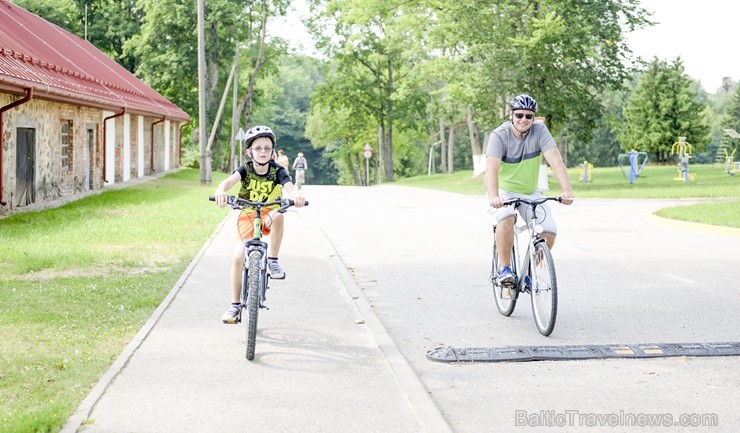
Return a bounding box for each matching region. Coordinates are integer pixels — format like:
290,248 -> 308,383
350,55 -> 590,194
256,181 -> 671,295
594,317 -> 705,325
439,117 -> 447,173
384,58 -> 394,182
467,106 -> 485,176
235,12 -> 268,140
447,123 -> 454,173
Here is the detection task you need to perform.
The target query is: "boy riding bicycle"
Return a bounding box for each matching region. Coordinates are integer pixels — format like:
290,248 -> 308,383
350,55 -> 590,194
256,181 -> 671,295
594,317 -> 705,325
213,125 -> 306,324
485,94 -> 574,285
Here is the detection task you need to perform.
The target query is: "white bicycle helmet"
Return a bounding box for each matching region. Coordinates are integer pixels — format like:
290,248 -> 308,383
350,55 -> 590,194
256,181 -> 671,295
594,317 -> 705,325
245,125 -> 276,149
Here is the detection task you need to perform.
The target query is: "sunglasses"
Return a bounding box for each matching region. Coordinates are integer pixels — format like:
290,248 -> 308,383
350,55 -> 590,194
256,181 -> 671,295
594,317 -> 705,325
252,146 -> 273,153
514,113 -> 534,120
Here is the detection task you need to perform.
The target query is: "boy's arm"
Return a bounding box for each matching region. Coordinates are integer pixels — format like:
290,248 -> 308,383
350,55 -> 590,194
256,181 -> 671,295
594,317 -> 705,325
214,171 -> 241,207
281,182 -> 306,207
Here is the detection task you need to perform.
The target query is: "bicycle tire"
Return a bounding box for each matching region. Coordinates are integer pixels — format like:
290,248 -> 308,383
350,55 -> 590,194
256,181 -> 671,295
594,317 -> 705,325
530,242 -> 558,336
245,251 -> 262,360
295,171 -> 304,190
491,227 -> 518,316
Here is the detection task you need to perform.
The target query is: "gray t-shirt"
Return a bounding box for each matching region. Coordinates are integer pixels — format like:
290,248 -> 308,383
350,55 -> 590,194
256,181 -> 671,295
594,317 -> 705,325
486,121 -> 555,194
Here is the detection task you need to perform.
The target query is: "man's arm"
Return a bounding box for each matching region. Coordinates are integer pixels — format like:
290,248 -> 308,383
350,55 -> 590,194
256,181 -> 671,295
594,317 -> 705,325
542,148 -> 574,205
485,155 -> 504,208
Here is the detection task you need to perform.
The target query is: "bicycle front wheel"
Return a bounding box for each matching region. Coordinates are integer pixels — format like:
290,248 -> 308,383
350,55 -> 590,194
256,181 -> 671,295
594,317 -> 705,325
529,242 -> 558,336
491,228 -> 518,316
245,251 -> 262,360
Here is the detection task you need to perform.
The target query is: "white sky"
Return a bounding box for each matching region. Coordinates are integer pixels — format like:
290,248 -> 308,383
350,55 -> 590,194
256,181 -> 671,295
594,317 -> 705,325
627,0 -> 740,92
275,0 -> 740,93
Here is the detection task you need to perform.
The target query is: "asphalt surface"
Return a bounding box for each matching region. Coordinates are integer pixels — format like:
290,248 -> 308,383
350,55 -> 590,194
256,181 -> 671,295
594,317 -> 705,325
63,184 -> 740,433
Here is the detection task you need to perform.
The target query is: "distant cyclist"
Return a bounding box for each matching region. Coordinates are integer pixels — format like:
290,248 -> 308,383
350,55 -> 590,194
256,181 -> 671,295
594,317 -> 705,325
292,152 -> 308,188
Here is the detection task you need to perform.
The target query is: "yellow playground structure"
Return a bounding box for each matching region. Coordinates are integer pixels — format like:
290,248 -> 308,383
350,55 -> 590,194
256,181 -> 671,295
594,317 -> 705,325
724,148 -> 739,175
579,160 -> 593,183
671,136 -> 695,182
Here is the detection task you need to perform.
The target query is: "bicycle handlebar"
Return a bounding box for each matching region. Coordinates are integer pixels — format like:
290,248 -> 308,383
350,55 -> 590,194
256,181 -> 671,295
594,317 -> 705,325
502,196 -> 562,207
208,195 -> 308,210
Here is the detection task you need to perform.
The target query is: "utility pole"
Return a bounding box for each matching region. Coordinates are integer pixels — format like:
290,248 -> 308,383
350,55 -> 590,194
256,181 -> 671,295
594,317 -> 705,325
197,0 -> 210,184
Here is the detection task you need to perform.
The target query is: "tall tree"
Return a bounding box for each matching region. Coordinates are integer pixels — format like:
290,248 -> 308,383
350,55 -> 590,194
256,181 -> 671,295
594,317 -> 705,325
618,57 -> 710,162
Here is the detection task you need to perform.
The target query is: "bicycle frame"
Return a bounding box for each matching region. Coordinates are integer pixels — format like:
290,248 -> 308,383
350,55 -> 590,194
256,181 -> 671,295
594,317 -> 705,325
491,196 -> 560,336
511,203 -> 548,293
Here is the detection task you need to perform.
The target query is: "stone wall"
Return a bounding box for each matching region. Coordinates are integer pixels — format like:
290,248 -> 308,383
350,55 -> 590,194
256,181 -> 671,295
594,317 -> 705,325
0,94 -> 181,216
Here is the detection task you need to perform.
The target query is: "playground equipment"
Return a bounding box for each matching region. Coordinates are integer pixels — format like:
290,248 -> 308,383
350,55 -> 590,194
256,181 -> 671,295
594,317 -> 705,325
671,136 -> 695,182
617,150 -> 648,184
722,129 -> 740,175
579,161 -> 593,183
724,148 -> 739,175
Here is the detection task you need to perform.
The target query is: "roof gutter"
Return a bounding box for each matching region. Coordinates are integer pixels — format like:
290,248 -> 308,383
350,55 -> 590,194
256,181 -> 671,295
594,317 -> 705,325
151,116 -> 165,173
0,87 -> 33,207
103,108 -> 126,183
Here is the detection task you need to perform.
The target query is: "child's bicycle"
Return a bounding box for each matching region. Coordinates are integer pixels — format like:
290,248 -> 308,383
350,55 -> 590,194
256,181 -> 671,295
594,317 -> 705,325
490,197 -> 561,336
209,195 -> 307,360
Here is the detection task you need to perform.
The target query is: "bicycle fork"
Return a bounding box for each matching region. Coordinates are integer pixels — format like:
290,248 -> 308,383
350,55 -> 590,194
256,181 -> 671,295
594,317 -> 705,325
244,241 -> 270,309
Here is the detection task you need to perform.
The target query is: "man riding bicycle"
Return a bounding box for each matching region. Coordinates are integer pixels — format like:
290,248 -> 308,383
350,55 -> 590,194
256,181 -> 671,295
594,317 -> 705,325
485,94 -> 574,285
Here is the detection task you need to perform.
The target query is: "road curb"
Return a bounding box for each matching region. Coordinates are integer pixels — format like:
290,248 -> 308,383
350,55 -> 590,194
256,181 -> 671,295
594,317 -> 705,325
644,212 -> 740,238
310,215 -> 455,433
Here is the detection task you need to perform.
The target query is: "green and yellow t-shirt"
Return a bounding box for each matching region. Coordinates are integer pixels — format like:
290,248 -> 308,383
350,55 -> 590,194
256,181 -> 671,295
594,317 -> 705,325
486,122 -> 556,194
235,160 -> 292,210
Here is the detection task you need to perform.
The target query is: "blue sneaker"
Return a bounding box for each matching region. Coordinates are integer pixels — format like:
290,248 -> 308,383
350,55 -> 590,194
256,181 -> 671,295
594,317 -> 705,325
498,266 -> 515,286
523,275 -> 532,292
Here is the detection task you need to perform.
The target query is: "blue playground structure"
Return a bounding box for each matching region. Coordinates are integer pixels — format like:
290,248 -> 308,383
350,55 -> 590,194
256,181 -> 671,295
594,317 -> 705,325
617,150 -> 648,184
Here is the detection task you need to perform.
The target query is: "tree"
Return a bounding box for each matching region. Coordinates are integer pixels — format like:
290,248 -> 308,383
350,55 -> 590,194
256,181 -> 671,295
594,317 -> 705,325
618,57 -> 710,162
14,0 -> 83,35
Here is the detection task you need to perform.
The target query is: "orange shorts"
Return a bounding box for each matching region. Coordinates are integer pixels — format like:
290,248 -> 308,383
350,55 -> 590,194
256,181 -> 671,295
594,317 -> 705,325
236,210 -> 274,240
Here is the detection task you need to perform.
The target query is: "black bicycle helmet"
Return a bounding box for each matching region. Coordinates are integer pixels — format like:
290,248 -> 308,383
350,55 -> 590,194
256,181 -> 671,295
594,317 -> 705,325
509,94 -> 537,112
244,125 -> 276,149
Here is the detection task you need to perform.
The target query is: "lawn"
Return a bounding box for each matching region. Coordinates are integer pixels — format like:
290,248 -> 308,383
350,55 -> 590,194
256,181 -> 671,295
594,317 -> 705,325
395,163 -> 740,228
0,169 -> 229,433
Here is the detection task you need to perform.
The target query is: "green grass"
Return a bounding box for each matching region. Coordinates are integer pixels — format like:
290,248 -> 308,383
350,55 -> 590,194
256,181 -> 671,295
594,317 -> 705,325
0,169 -> 230,433
395,163 -> 740,229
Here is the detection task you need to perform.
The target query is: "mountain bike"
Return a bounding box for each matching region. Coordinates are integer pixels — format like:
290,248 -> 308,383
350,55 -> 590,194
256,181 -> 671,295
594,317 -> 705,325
490,197 -> 561,336
209,195 -> 306,360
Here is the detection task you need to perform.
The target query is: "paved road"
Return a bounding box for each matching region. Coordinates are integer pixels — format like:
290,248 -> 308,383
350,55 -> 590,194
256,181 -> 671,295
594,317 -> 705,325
65,185 -> 740,433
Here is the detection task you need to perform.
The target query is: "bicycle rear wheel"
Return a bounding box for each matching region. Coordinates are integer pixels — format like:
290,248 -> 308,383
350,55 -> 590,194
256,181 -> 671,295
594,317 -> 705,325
245,251 -> 262,360
296,170 -> 304,190
530,242 -> 558,336
491,228 -> 518,316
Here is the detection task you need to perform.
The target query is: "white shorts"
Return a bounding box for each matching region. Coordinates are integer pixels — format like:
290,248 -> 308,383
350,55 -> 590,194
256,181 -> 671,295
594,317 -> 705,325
488,190 -> 557,235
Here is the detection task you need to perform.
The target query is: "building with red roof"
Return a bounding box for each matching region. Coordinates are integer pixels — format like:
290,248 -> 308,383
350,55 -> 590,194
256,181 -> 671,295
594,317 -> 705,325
0,0 -> 190,213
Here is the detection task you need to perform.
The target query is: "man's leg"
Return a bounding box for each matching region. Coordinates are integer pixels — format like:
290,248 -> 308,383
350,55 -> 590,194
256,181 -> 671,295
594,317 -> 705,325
496,215 -> 515,266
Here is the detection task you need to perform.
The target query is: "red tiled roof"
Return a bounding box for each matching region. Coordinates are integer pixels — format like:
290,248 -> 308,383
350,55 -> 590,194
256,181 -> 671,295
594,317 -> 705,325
0,0 -> 189,121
